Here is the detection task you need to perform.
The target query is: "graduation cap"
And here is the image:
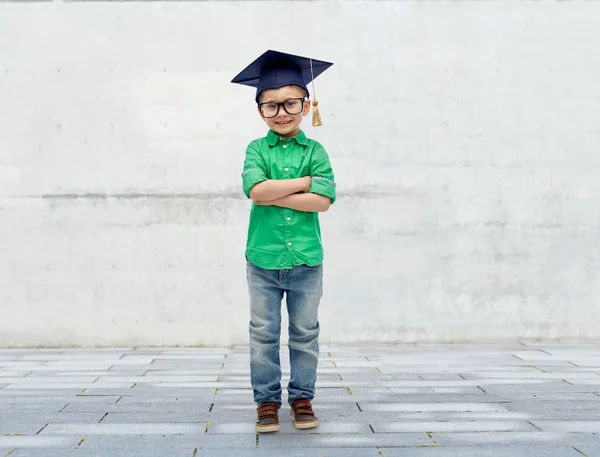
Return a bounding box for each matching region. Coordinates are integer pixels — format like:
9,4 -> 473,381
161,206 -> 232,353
231,50 -> 333,126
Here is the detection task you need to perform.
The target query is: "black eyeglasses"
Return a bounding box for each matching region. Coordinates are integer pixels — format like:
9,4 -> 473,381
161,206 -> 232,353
258,98 -> 306,118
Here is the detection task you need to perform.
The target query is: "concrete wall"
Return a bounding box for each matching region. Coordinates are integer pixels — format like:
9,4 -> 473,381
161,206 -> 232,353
1,0 -> 599,347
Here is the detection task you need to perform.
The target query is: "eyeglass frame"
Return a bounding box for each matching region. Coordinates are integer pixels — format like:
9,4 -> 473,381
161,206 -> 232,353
257,98 -> 307,118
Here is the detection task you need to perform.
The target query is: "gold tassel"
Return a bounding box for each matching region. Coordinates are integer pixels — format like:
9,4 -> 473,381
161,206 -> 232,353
310,58 -> 322,127
312,100 -> 322,127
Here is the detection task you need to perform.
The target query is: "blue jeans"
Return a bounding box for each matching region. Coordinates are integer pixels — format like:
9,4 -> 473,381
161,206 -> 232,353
246,260 -> 323,407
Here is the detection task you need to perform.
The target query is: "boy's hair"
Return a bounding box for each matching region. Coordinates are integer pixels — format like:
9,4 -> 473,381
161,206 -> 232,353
257,85 -> 310,104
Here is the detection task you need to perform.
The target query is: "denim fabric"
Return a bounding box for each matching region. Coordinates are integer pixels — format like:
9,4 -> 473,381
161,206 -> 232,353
246,259 -> 323,407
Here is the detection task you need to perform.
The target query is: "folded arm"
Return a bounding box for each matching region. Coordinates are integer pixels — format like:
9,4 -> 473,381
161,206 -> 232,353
249,177 -> 311,202
255,192 -> 331,213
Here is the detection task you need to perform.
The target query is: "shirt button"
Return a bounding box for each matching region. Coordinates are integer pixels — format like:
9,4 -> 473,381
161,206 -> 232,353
284,168 -> 289,172
288,242 -> 292,246
287,217 -> 291,221
283,145 -> 287,149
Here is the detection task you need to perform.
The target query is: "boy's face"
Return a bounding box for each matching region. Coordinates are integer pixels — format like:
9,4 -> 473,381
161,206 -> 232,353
257,85 -> 311,138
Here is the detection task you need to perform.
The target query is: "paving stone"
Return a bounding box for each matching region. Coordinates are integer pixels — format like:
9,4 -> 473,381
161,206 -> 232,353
477,383 -> 592,394
0,435 -> 80,447
41,423 -> 205,435
62,400 -> 209,414
28,371 -> 148,377
80,387 -> 215,396
0,389 -> 84,397
258,432 -> 433,448
0,423 -> 46,435
100,412 -> 208,423
95,375 -> 219,383
379,445 -> 582,456
199,449 -> 381,457
10,449 -> 193,457
80,434 -> 255,448
0,372 -> 30,377
117,394 -> 215,404
360,402 -> 507,412
0,413 -> 106,424
432,432 -> 600,447
504,400 -> 600,412
3,384 -> 119,391
371,420 -> 537,432
527,421 -> 600,432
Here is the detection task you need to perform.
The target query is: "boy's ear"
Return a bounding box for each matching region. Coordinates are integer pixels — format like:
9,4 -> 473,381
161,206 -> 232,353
302,99 -> 311,117
257,107 -> 266,121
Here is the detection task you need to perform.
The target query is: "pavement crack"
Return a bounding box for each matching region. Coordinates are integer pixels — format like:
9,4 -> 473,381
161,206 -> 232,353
4,449 -> 16,457
35,424 -> 48,435
338,373 -> 343,381
356,402 -> 363,412
256,434 -> 259,448
209,403 -> 214,412
573,447 -> 589,457
377,447 -> 384,456
532,365 -> 547,373
562,379 -> 574,385
106,365 -> 113,371
205,422 -> 210,434
216,375 -> 221,382
115,396 -> 123,404
75,434 -> 88,449
192,449 -> 198,457
512,354 -> 524,361
477,386 -> 488,394
98,413 -> 109,423
365,356 -> 370,362
368,422 -> 375,433
92,376 -> 100,383
131,382 -> 137,389
346,387 -> 353,395
499,402 -> 511,411
567,361 -> 579,367
426,432 -> 439,446
526,420 -> 543,431
58,403 -> 69,413
23,371 -> 33,378
76,389 -> 87,396
332,361 -> 337,368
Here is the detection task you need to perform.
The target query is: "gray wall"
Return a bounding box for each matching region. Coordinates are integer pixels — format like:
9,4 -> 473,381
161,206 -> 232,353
1,1 -> 599,346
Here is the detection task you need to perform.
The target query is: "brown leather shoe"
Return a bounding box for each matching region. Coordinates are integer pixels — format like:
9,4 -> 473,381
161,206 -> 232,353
255,402 -> 280,433
290,399 -> 320,429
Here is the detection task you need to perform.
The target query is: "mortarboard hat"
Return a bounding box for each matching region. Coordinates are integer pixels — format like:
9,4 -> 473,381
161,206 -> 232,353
231,50 -> 333,126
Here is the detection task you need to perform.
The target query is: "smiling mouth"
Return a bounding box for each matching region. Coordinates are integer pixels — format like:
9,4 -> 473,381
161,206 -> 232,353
275,120 -> 293,125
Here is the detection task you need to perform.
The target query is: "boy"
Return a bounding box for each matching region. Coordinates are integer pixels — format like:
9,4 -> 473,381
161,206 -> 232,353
231,50 -> 336,433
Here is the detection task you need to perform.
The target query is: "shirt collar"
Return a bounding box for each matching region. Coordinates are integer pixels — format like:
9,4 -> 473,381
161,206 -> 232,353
267,129 -> 308,147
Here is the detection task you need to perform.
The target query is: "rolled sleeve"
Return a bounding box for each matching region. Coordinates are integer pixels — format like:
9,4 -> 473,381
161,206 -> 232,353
308,146 -> 336,205
241,141 -> 267,199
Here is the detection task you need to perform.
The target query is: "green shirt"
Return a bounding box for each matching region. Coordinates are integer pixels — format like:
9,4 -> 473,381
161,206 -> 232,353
242,129 -> 336,270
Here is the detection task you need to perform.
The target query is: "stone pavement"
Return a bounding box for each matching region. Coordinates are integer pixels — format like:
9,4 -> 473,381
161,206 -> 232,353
0,343 -> 599,457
